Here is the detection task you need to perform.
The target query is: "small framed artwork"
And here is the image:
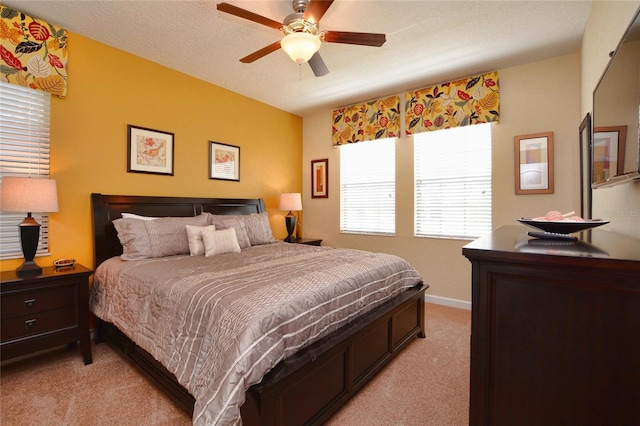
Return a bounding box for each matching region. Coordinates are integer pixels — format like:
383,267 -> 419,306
311,159 -> 328,198
579,114 -> 592,219
127,125 -> 174,175
514,132 -> 554,194
592,125 -> 627,184
209,141 -> 240,181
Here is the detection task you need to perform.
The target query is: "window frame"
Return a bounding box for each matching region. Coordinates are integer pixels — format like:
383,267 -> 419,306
414,123 -> 492,240
0,82 -> 52,260
339,137 -> 396,236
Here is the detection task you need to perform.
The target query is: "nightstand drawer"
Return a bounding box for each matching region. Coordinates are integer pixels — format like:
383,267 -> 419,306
1,307 -> 77,341
1,284 -> 76,319
1,264 -> 93,364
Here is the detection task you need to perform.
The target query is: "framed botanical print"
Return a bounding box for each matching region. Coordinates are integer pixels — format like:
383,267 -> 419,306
127,125 -> 174,175
209,141 -> 240,181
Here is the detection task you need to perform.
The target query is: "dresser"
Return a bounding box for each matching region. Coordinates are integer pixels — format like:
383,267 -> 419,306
1,264 -> 93,364
463,226 -> 640,426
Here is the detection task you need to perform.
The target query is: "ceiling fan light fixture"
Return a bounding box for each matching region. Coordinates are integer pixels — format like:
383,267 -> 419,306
281,32 -> 321,64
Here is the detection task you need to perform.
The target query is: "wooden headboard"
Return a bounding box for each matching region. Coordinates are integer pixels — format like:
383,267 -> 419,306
91,193 -> 266,268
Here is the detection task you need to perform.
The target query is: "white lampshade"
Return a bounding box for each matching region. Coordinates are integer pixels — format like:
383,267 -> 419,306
0,177 -> 59,213
279,192 -> 302,212
280,32 -> 321,64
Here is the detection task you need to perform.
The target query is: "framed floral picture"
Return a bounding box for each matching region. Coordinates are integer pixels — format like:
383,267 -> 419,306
209,141 -> 240,181
311,159 -> 328,198
127,125 -> 174,175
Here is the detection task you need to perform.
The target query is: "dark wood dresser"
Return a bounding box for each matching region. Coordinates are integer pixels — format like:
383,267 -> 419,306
463,226 -> 640,426
1,264 -> 93,364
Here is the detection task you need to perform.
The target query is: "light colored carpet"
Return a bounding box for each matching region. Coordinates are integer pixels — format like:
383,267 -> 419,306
0,303 -> 469,425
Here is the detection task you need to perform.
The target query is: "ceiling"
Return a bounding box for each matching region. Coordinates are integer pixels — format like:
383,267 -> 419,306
4,1 -> 592,117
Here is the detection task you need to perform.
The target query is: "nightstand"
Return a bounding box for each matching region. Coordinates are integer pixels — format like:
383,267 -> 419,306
1,264 -> 93,364
285,238 -> 322,246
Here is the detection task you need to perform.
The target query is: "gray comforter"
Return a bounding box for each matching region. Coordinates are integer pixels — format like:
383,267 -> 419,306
90,242 -> 422,425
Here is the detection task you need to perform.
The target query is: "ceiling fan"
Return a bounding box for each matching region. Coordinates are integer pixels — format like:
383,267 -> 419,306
217,0 -> 386,77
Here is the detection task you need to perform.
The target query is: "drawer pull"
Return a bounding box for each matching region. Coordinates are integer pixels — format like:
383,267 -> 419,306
24,299 -> 36,309
24,319 -> 36,329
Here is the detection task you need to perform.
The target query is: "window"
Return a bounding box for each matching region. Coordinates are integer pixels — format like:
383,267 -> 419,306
340,138 -> 395,234
414,123 -> 492,239
0,82 -> 52,259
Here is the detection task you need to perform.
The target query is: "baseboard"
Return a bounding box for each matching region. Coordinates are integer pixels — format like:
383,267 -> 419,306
425,294 -> 471,310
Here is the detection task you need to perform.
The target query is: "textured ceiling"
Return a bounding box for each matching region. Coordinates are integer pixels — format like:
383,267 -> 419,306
4,0 -> 592,117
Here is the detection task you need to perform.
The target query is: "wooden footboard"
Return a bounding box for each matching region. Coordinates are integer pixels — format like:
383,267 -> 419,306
96,282 -> 426,425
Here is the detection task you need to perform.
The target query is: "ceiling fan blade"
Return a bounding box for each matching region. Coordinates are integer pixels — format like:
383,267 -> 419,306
308,52 -> 329,77
217,2 -> 282,30
303,0 -> 334,24
323,31 -> 386,47
240,41 -> 282,63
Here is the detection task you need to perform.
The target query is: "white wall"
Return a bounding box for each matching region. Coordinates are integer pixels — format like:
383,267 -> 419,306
302,53 -> 581,303
582,0 -> 640,240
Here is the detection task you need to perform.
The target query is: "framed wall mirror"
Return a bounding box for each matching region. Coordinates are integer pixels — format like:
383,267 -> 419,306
591,7 -> 640,188
579,113 -> 592,219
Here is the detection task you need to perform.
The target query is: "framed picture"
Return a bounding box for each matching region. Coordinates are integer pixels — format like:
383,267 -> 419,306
127,125 -> 174,175
209,141 -> 240,181
592,125 -> 627,184
514,132 -> 554,194
579,114 -> 592,219
311,159 -> 328,198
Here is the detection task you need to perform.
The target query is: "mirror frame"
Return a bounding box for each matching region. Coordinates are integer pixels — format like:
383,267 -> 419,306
579,113 -> 592,218
591,7 -> 640,188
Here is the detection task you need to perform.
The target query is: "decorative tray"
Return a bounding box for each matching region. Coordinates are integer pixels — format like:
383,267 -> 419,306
517,218 -> 609,234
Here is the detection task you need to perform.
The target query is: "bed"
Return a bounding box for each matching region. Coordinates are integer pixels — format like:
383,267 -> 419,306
90,193 -> 427,425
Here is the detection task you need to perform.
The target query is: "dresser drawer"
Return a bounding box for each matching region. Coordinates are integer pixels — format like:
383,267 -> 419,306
1,284 -> 76,319
1,307 -> 77,341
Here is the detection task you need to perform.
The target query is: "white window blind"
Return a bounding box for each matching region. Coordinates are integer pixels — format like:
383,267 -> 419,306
415,123 -> 492,239
0,81 -> 52,259
340,138 -> 395,234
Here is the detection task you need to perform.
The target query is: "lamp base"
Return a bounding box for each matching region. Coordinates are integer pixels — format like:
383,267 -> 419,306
17,214 -> 42,276
284,213 -> 297,243
16,260 -> 42,276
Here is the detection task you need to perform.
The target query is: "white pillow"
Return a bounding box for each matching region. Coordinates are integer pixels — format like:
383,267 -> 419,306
203,227 -> 241,257
186,224 -> 216,256
121,213 -> 158,221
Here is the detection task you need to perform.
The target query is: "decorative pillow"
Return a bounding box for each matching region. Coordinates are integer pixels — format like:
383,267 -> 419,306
113,214 -> 209,260
202,227 -> 241,257
121,213 -> 158,221
113,218 -> 153,260
144,214 -> 210,258
208,215 -> 251,249
243,212 -> 276,245
185,224 -> 216,256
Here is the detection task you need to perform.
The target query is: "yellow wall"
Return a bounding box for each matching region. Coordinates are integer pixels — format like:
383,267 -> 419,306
0,32 -> 303,272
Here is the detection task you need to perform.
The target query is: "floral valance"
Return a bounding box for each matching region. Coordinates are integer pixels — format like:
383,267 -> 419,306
405,71 -> 499,135
332,95 -> 400,146
0,6 -> 68,98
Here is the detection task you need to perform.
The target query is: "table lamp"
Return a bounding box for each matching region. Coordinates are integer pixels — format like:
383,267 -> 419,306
279,192 -> 302,243
0,176 -> 59,275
